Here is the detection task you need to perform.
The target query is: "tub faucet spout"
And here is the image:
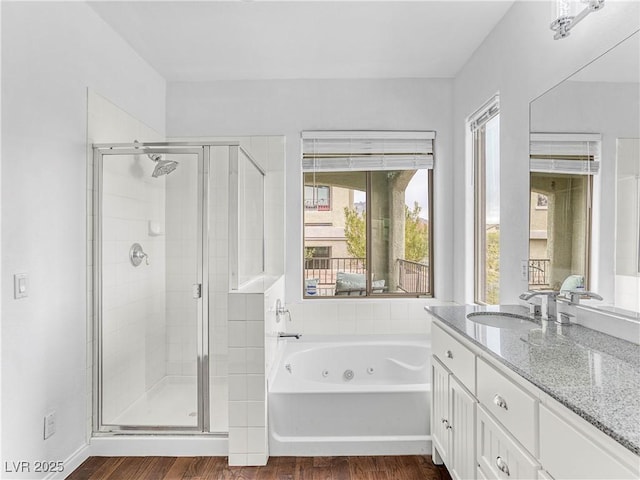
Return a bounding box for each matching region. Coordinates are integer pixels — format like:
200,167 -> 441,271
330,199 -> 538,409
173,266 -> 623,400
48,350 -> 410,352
278,332 -> 302,339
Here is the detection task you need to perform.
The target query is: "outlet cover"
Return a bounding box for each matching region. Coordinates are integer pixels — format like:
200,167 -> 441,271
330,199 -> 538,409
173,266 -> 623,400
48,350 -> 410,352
44,411 -> 56,439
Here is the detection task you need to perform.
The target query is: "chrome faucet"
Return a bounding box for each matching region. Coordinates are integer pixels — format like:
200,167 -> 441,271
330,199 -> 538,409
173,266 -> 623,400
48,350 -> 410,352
275,299 -> 292,323
278,332 -> 302,339
564,290 -> 603,305
519,290 -> 560,322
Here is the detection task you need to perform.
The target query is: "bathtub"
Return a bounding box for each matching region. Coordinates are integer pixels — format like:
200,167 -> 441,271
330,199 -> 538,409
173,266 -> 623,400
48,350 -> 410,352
268,335 -> 431,456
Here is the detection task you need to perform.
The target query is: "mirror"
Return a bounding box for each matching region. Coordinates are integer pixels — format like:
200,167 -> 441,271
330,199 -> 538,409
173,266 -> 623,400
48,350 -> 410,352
530,31 -> 640,313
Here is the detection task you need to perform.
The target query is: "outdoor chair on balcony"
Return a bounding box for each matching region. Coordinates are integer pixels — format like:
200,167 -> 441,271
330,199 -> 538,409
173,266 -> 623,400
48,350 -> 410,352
334,271 -> 386,296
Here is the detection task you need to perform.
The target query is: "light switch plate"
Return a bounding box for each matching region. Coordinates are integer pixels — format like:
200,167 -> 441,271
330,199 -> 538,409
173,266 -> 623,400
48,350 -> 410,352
44,411 -> 56,439
14,273 -> 28,299
520,260 -> 529,281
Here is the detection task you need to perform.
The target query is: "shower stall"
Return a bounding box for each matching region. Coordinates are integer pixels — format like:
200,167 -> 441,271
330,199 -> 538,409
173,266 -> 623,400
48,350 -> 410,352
92,141 -> 265,434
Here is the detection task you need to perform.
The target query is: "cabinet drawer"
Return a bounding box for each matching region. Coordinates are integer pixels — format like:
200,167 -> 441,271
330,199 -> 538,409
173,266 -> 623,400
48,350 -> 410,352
432,323 -> 476,391
540,405 -> 638,480
477,405 -> 540,480
477,358 -> 538,455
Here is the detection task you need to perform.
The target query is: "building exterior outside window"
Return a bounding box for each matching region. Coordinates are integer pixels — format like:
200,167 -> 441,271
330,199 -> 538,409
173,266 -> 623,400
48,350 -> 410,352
302,131 -> 434,298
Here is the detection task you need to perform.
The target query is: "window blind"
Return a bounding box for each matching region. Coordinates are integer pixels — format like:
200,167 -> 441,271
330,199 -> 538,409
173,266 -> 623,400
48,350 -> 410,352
530,133 -> 601,174
469,95 -> 500,132
301,131 -> 435,172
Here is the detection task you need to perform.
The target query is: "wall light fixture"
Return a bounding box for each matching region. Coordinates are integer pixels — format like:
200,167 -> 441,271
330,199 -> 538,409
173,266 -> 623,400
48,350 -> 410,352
551,0 -> 605,40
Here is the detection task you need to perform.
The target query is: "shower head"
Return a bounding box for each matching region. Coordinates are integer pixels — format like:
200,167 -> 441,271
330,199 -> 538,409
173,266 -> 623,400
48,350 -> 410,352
151,159 -> 178,178
132,140 -> 179,177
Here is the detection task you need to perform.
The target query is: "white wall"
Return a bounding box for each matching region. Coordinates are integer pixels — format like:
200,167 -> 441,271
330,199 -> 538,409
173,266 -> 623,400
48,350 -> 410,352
167,78 -> 455,329
452,0 -> 640,304
2,2 -> 165,476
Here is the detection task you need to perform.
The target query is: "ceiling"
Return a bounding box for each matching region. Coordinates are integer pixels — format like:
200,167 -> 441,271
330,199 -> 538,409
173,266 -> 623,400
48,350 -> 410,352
89,1 -> 515,82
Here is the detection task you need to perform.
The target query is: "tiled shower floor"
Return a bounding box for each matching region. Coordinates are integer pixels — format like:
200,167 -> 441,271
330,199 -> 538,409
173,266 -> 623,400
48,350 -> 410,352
111,376 -> 228,430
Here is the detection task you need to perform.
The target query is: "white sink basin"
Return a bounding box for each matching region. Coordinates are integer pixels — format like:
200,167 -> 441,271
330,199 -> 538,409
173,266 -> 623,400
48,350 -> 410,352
466,312 -> 537,330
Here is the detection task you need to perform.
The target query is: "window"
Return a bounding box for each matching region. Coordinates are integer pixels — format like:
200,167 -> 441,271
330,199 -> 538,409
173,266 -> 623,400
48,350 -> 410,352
305,246 -> 332,270
302,131 -> 434,298
528,133 -> 600,291
536,194 -> 548,209
304,185 -> 331,211
471,97 -> 500,304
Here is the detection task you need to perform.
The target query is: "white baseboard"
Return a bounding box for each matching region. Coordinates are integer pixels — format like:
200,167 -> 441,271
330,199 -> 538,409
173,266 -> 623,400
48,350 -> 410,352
44,444 -> 90,480
269,435 -> 432,457
89,436 -> 228,457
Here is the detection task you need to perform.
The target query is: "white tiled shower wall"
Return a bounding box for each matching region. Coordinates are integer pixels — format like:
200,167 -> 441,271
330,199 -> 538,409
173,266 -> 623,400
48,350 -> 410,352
176,135 -> 286,277
165,153 -> 199,377
238,149 -> 265,285
87,91 -> 165,426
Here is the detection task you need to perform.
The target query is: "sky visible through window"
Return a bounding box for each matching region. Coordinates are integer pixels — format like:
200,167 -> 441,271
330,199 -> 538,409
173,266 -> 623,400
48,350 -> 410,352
485,115 -> 500,225
352,169 -> 429,220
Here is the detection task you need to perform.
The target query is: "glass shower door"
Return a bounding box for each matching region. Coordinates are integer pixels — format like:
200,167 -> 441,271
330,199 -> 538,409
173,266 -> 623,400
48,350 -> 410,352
95,145 -> 206,431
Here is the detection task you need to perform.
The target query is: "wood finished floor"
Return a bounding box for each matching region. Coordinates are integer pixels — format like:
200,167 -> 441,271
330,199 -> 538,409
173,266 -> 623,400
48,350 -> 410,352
65,456 -> 452,480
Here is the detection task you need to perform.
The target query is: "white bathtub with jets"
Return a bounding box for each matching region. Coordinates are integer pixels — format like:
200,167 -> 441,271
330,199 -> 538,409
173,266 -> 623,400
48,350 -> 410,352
268,335 -> 431,456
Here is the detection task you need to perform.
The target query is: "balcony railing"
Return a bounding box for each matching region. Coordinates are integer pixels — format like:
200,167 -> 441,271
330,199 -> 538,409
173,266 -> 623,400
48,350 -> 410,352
304,257 -> 365,296
397,258 -> 430,294
304,256 -> 430,296
528,259 -> 550,287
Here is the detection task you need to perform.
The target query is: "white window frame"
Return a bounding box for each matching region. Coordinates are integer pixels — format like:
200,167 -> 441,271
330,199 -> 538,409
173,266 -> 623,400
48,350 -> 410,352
470,96 -> 500,305
301,130 -> 435,298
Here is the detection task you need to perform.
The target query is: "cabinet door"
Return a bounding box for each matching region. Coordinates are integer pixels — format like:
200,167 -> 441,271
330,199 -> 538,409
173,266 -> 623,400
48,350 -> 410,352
477,405 -> 540,480
432,357 -> 451,464
449,375 -> 477,480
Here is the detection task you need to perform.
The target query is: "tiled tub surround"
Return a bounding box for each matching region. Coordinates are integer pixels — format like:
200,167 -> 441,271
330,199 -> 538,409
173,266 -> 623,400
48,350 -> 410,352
426,304 -> 640,456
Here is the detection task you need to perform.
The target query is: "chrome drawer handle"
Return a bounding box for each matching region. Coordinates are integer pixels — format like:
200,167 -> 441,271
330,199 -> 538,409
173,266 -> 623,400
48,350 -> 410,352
495,456 -> 510,476
493,394 -> 508,410
446,350 -> 453,359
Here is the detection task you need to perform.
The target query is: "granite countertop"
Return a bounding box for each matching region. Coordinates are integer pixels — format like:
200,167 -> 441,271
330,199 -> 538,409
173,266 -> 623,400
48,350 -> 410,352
426,304 -> 640,456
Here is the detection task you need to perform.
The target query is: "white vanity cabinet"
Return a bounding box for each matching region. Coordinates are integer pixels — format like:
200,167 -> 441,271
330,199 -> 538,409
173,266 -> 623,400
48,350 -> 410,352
430,317 -> 640,480
432,324 -> 478,480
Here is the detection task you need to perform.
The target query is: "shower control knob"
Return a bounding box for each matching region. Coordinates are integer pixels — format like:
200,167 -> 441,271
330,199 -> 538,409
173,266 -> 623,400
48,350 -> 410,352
129,243 -> 149,267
